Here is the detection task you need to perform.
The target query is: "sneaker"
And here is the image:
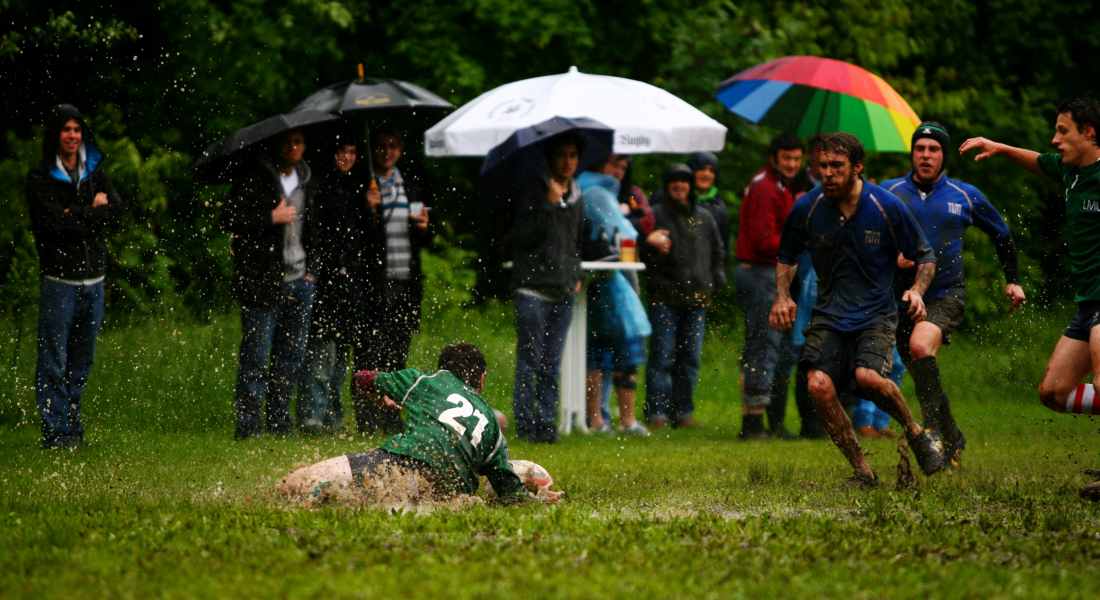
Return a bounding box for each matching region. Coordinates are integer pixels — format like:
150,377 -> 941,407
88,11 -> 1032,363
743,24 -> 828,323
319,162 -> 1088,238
300,418 -> 325,435
647,416 -> 669,430
907,429 -> 946,476
845,471 -> 880,489
769,425 -> 798,440
620,422 -> 651,437
876,428 -> 897,439
592,422 -> 614,435
674,416 -> 702,429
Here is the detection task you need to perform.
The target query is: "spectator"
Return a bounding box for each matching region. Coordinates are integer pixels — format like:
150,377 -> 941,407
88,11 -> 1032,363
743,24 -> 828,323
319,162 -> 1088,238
353,127 -> 434,434
642,163 -> 725,429
583,154 -> 654,424
510,134 -> 586,443
222,128 -> 317,439
576,164 -> 650,437
299,136 -> 372,433
735,132 -> 804,439
26,104 -> 126,449
687,152 -> 731,265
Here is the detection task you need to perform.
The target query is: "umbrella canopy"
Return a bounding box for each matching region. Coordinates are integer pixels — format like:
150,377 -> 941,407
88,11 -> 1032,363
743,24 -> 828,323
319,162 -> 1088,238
716,55 -> 921,153
293,76 -> 453,116
194,110 -> 338,183
425,66 -> 726,157
480,116 -> 613,177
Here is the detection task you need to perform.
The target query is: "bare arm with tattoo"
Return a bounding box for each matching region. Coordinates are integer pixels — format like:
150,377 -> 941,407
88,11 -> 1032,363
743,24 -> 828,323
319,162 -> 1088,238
769,262 -> 799,330
901,261 -> 934,321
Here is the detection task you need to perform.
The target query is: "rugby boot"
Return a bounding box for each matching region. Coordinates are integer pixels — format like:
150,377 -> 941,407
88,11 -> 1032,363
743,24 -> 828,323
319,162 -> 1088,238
906,428 -> 946,476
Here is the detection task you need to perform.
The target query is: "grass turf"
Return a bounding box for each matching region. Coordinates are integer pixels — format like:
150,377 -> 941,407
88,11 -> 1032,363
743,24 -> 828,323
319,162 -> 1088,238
1,299 -> 1098,598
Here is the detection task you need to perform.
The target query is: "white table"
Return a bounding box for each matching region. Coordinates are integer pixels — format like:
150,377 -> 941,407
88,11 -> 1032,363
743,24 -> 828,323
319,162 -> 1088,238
559,261 -> 646,434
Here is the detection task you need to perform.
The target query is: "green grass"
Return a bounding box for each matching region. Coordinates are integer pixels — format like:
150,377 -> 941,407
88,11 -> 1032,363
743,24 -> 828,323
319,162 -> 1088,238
1,298 -> 1099,598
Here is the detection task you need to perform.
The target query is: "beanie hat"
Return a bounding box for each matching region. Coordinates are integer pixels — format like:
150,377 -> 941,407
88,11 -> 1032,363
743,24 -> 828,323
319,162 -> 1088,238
686,152 -> 719,178
911,121 -> 950,152
664,162 -> 694,185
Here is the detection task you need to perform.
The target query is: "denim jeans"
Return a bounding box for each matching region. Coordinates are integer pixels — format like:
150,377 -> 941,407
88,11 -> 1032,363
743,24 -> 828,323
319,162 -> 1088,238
645,303 -> 705,421
299,334 -> 347,430
235,277 -> 314,437
513,293 -> 573,442
36,278 -> 105,446
735,264 -> 790,405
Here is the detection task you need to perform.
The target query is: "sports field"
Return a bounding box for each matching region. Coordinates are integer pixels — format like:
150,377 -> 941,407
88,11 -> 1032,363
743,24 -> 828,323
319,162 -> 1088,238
2,298 -> 1098,598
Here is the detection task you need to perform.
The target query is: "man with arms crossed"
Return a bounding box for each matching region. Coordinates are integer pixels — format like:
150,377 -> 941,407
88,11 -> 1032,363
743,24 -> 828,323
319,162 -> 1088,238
770,133 -> 946,486
961,97 -> 1100,500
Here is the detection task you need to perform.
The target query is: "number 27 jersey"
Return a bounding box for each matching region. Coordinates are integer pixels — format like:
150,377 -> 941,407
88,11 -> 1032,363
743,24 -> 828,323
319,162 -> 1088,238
377,368 -> 523,498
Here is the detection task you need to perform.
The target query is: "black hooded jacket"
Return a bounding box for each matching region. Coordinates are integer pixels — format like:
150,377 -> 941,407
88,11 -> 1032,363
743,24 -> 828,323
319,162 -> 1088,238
642,188 -> 726,309
25,104 -> 125,280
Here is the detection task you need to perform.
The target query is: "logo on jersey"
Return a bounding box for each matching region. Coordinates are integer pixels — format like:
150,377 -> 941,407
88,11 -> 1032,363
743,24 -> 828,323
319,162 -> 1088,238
948,202 -> 963,216
864,230 -> 881,246
1084,199 -> 1100,213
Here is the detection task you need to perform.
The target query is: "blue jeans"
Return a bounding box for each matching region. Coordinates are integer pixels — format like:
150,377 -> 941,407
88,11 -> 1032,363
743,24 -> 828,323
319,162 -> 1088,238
645,303 -> 705,421
36,278 -> 104,446
235,277 -> 314,437
300,335 -> 347,430
735,264 -> 788,406
513,293 -> 573,442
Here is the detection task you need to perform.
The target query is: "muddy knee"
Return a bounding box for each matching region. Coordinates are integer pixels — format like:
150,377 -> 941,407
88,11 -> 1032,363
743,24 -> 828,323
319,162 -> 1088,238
806,371 -> 834,400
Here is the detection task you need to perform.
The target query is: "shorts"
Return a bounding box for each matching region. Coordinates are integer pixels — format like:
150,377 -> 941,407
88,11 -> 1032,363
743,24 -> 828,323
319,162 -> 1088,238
585,335 -> 645,373
799,317 -> 896,393
897,289 -> 966,347
346,449 -> 452,493
1064,301 -> 1100,342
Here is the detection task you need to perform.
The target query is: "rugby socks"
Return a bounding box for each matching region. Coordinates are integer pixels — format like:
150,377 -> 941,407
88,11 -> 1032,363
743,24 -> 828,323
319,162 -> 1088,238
1060,384 -> 1100,414
910,356 -> 964,448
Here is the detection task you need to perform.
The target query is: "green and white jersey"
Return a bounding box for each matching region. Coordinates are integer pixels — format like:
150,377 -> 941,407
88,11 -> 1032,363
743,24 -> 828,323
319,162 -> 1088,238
378,368 -> 525,499
1038,152 -> 1100,302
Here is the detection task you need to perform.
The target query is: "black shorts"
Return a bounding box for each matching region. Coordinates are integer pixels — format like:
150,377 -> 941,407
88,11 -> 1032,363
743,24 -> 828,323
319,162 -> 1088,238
897,289 -> 966,348
799,317 -> 896,393
346,449 -> 448,492
1064,302 -> 1100,342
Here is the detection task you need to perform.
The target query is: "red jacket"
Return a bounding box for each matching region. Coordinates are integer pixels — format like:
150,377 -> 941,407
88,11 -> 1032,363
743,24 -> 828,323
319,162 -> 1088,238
735,165 -> 796,265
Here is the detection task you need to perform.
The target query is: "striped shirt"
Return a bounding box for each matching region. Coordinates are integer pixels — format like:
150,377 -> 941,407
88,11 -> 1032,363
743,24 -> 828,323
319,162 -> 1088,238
379,167 -> 412,281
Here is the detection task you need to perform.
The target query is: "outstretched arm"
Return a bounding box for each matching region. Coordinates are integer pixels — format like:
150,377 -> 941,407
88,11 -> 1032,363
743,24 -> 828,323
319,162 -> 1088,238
959,137 -> 1042,175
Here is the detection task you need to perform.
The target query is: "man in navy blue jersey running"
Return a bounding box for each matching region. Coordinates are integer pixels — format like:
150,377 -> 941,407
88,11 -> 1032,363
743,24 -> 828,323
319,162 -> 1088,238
771,133 -> 946,487
883,122 -> 1026,468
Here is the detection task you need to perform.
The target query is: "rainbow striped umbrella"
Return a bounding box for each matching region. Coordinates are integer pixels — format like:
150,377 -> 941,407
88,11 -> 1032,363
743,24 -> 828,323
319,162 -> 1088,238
716,56 -> 920,153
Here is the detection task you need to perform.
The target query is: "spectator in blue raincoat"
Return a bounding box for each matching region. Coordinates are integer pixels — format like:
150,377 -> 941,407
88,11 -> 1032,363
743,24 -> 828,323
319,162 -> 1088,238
577,165 -> 651,437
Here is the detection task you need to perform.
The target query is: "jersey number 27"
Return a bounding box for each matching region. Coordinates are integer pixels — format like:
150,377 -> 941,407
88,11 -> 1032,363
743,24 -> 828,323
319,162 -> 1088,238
438,393 -> 489,447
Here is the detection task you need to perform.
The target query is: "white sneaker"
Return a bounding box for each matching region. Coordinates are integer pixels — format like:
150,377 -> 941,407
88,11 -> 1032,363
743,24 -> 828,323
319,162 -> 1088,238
620,422 -> 650,437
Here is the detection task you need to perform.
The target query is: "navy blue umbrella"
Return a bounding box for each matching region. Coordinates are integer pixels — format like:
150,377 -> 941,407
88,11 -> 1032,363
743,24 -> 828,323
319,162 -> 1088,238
479,116 -> 614,192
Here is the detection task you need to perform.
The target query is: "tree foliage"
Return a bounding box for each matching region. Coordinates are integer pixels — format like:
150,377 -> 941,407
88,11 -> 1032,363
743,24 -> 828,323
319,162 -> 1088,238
1,0 -> 1098,325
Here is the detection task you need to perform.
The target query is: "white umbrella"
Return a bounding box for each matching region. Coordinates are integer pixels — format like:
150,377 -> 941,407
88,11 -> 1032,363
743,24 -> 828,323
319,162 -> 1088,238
424,66 -> 727,156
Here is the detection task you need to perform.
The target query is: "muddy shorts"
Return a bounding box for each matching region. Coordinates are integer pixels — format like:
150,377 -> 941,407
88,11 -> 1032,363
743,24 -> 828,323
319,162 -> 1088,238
1065,301 -> 1100,342
799,317 -> 896,393
897,288 -> 966,349
346,449 -> 446,491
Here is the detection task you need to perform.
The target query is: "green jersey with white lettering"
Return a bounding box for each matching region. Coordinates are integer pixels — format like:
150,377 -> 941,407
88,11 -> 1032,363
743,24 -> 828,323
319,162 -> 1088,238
378,368 -> 525,499
1038,152 -> 1100,302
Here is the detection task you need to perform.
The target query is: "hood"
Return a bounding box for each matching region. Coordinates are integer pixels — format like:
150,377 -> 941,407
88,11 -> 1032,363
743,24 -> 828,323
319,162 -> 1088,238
687,151 -> 719,180
42,104 -> 103,184
576,170 -> 621,197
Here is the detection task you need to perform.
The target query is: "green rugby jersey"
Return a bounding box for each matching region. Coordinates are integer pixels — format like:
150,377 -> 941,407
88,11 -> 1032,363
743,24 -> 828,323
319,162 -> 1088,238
1038,152 -> 1100,302
377,368 -> 525,499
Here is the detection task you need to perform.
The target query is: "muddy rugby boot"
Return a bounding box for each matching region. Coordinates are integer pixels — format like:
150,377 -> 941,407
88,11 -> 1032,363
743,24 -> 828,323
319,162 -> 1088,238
845,471 -> 880,489
906,429 -> 946,475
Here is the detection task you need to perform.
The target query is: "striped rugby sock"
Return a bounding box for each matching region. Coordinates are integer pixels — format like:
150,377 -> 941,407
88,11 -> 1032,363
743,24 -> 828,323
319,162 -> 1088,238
1063,384 -> 1099,414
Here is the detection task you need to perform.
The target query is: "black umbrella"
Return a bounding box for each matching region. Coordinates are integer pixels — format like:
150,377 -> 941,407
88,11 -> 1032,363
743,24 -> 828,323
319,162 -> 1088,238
479,116 -> 614,193
292,65 -> 454,179
194,110 -> 338,183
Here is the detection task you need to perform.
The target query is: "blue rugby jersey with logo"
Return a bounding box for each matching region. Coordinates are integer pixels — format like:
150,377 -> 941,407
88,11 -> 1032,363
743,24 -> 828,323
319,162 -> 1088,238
882,173 -> 1015,300
778,181 -> 935,332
